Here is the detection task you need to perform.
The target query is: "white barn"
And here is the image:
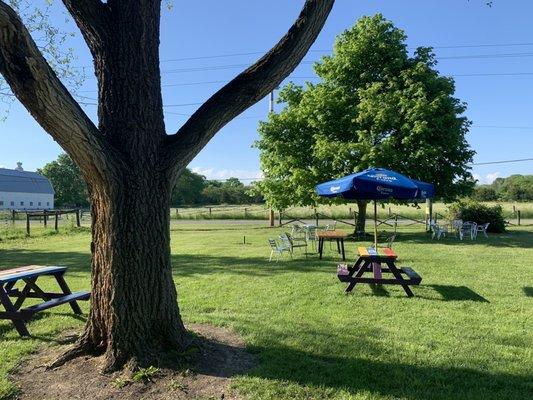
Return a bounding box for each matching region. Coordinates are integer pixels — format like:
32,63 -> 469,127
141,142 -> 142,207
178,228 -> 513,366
0,163 -> 54,210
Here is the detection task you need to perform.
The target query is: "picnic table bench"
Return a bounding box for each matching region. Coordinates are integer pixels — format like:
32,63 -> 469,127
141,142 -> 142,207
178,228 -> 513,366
0,265 -> 89,337
337,247 -> 421,297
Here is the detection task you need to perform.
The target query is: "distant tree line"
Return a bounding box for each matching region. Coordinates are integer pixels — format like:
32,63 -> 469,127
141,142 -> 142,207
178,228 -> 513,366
39,154 -> 263,207
171,169 -> 263,206
471,175 -> 533,201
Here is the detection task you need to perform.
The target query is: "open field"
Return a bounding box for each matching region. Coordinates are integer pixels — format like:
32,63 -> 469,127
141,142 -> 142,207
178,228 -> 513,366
169,202 -> 533,222
0,222 -> 532,399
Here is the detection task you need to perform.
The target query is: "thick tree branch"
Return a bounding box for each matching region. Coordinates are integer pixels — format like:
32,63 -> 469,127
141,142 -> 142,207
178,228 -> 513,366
163,0 -> 335,179
0,1 -> 118,182
61,0 -> 110,56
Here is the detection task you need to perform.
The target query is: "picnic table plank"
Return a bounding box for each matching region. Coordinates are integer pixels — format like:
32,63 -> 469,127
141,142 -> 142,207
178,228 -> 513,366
0,266 -> 67,283
21,291 -> 90,315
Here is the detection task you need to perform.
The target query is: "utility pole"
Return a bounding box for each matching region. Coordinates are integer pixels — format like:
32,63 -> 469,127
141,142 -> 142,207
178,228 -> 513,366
268,90 -> 276,227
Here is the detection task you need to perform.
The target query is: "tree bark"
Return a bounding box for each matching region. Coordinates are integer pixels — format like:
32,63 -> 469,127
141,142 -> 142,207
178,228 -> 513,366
83,176 -> 186,371
356,200 -> 367,233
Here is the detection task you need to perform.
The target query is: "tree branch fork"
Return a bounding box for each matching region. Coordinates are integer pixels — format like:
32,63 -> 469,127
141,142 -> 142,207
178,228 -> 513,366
1,0 -> 334,184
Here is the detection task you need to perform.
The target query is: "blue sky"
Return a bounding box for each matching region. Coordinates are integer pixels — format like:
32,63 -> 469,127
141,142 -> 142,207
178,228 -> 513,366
1,0 -> 533,184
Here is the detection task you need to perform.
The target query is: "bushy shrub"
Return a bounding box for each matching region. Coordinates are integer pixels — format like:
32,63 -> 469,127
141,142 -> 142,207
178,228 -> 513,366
448,200 -> 506,233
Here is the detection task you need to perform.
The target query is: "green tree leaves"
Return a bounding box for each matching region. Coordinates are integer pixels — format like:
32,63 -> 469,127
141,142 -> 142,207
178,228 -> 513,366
38,153 -> 88,207
255,14 -> 475,209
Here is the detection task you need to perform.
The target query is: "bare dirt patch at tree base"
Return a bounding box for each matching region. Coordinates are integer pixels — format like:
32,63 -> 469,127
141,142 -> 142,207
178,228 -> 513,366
12,324 -> 255,400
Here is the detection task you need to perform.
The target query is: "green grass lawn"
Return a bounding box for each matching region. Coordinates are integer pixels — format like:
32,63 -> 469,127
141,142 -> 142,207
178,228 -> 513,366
0,223 -> 532,399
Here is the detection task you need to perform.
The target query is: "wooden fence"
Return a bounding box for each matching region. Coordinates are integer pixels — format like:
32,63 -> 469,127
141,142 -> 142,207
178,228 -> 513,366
10,209 -> 81,235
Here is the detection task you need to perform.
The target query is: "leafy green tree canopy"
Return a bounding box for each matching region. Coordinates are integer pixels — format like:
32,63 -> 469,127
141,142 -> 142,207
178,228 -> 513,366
38,153 -> 89,207
171,168 -> 206,206
473,175 -> 533,201
255,14 -> 475,212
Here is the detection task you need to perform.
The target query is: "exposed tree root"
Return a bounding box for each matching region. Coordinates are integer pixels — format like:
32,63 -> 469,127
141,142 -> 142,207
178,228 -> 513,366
47,328 -> 194,374
46,340 -> 95,370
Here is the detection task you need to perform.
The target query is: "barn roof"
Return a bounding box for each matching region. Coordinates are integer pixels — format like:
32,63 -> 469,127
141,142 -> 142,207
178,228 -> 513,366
0,168 -> 55,195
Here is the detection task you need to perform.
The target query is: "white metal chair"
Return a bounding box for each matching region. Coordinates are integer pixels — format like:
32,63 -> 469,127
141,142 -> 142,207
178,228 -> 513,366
451,219 -> 463,238
373,233 -> 396,249
304,225 -> 318,251
268,238 -> 291,262
476,222 -> 490,238
430,221 -> 447,240
460,222 -> 477,240
291,223 -> 303,236
324,221 -> 337,231
279,232 -> 307,257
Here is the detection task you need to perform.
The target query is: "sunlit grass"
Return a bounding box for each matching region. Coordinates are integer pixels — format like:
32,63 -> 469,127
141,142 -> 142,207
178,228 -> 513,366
0,222 -> 532,399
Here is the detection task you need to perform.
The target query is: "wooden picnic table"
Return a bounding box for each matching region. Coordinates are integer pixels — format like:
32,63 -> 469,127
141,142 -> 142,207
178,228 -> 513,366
0,265 -> 89,337
337,247 -> 421,297
316,230 -> 347,260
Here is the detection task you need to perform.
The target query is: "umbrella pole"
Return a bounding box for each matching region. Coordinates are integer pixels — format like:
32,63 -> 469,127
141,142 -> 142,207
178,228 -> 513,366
374,200 -> 378,248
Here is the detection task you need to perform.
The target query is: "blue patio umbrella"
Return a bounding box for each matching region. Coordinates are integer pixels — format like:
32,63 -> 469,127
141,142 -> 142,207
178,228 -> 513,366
411,179 -> 435,200
315,168 -> 434,247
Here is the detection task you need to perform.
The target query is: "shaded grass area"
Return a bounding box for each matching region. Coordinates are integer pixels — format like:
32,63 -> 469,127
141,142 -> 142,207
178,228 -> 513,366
0,224 -> 532,399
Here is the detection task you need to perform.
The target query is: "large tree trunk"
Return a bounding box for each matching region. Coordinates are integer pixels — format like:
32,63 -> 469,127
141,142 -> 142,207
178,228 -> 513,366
1,0 -> 335,372
87,176 -> 186,371
356,200 -> 367,233
53,172 -> 188,371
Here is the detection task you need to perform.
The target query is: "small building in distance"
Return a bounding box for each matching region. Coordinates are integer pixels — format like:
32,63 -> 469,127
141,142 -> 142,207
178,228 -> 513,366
0,163 -> 55,210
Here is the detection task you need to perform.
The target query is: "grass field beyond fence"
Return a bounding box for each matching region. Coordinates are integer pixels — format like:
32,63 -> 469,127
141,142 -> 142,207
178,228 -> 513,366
0,221 -> 532,399
170,202 -> 533,222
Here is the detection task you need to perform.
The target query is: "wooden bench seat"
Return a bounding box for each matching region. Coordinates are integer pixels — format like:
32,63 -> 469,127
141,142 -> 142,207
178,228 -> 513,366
401,267 -> 422,284
21,291 -> 90,316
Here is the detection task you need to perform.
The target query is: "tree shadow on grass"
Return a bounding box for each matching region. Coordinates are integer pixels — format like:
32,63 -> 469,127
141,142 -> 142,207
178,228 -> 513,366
0,310 -> 86,340
0,249 -> 91,274
419,284 -> 489,302
523,287 -> 533,297
390,230 -> 533,249
243,343 -> 532,400
0,248 -> 337,280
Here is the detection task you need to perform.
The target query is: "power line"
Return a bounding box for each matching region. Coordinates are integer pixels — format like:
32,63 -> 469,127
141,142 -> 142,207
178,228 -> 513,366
429,42 -> 533,49
71,71 -> 533,96
73,51 -> 533,79
439,52 -> 533,60
472,158 -> 533,166
452,72 -> 533,77
472,125 -> 533,130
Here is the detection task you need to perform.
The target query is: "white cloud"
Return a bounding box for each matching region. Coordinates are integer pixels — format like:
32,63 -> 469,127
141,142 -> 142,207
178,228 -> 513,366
473,172 -> 501,184
191,167 -> 263,182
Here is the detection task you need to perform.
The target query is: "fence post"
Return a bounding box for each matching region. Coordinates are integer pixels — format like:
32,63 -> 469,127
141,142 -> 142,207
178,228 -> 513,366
54,212 -> 59,231
426,199 -> 433,232
315,209 -> 319,227
12,210 -> 15,225
388,207 -> 392,216
517,210 -> 521,226
208,207 -> 212,217
176,209 -> 179,217
244,207 -> 248,219
26,213 -> 30,235
76,209 -> 81,227
44,210 -> 48,228
269,208 -> 275,227
279,210 -> 282,226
